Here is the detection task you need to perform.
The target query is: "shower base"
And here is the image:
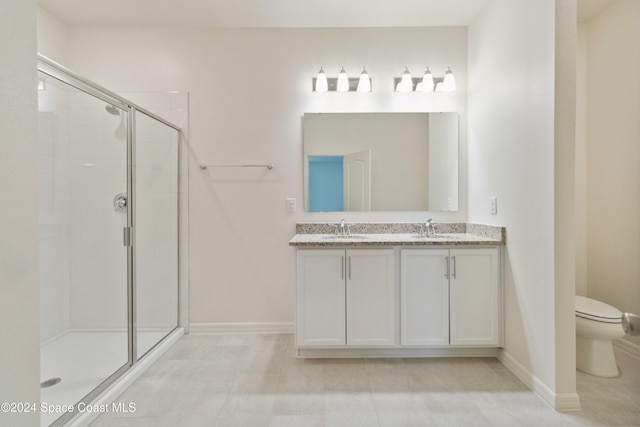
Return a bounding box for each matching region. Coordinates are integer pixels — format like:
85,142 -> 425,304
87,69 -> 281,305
40,329 -> 179,427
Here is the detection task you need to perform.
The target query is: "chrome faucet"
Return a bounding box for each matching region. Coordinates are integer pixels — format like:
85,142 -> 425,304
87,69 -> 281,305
419,218 -> 436,236
335,219 -> 351,236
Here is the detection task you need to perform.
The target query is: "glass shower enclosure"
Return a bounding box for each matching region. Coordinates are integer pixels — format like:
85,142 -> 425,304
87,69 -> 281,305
37,55 -> 182,426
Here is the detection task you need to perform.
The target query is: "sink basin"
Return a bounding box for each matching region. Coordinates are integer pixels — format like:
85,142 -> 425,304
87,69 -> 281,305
322,234 -> 369,240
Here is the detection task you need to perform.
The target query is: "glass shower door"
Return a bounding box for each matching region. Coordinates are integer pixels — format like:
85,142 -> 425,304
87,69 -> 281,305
134,110 -> 179,358
38,71 -> 130,426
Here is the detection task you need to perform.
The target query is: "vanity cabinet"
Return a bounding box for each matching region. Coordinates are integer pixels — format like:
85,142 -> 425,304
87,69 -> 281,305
296,249 -> 395,347
400,247 -> 501,347
400,249 -> 450,346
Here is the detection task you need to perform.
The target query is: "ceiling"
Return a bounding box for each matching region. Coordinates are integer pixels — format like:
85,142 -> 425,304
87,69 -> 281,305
38,0 -> 617,28
37,0 -> 492,27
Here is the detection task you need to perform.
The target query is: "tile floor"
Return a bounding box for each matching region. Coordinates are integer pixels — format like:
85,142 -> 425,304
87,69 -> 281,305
90,333 -> 639,427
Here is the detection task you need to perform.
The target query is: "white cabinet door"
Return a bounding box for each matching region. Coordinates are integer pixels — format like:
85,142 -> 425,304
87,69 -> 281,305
449,248 -> 500,346
400,249 -> 450,346
296,250 -> 346,347
346,249 -> 396,346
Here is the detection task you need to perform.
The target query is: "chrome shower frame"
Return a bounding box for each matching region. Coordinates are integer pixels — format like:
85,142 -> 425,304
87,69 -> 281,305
37,54 -> 182,427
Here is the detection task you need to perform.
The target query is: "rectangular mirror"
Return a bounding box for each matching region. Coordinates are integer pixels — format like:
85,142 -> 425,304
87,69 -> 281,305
303,112 -> 458,212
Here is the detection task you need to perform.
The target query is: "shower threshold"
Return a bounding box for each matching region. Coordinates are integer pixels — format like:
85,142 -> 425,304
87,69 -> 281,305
40,328 -> 183,427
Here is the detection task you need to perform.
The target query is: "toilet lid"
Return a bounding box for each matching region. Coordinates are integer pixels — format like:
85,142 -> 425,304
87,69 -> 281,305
575,296 -> 622,324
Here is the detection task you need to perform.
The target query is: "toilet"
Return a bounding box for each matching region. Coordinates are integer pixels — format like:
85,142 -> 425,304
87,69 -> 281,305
575,296 -> 626,377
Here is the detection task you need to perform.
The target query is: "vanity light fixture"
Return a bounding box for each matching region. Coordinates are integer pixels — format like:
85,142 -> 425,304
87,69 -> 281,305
336,67 -> 349,92
313,66 -> 372,92
396,66 -> 413,92
416,67 -> 434,93
315,67 -> 328,92
442,66 -> 456,92
357,67 -> 371,93
395,66 -> 456,93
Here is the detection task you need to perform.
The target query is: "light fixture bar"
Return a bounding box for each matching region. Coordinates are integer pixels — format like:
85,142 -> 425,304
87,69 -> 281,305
312,77 -> 373,92
393,76 -> 444,92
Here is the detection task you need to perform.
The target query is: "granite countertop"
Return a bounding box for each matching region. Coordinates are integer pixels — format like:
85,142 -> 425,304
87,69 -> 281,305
289,222 -> 505,247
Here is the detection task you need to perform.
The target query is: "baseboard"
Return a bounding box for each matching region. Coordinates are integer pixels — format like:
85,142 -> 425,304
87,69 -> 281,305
498,349 -> 581,411
298,347 -> 498,358
614,338 -> 640,359
189,322 -> 294,334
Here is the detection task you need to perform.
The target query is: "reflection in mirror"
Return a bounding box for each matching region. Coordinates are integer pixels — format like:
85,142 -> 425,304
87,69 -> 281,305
303,113 -> 458,212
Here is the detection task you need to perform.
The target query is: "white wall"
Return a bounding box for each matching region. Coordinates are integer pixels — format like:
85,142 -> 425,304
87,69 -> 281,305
37,6 -> 68,64
468,0 -> 577,407
55,25 -> 469,329
0,1 -> 41,425
583,0 -> 640,348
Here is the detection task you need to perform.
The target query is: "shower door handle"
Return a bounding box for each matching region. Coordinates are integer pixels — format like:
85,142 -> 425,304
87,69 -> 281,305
123,227 -> 132,247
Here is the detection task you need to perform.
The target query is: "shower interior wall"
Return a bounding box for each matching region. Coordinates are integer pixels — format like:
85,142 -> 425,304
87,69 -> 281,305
38,83 -> 188,345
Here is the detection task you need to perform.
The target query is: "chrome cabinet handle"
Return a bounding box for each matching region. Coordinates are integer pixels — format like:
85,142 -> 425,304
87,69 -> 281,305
452,256 -> 457,279
348,256 -> 352,280
341,256 -> 345,280
445,256 -> 449,279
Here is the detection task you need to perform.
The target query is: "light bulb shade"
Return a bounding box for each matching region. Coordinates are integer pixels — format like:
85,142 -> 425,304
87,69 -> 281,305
396,67 -> 413,92
443,67 -> 456,92
336,67 -> 349,92
357,67 -> 371,92
418,67 -> 434,92
315,67 -> 328,92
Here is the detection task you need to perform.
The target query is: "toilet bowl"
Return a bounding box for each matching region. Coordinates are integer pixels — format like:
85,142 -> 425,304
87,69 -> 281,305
575,296 -> 625,377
